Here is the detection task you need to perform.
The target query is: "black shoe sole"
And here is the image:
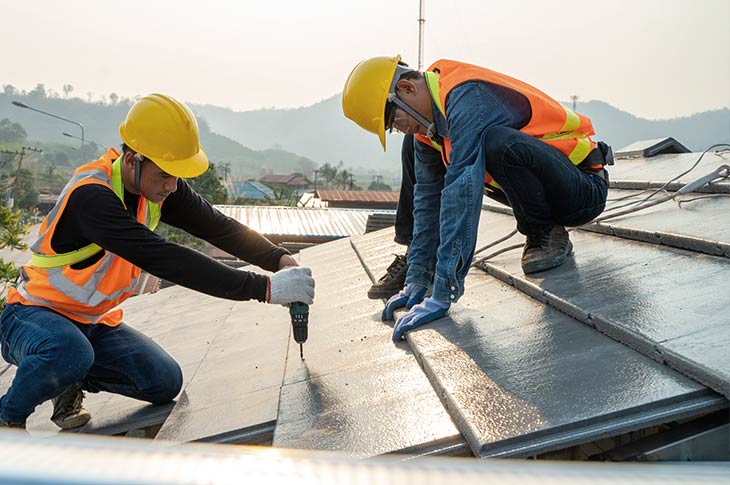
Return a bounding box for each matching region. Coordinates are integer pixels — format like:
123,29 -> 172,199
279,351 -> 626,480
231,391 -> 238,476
367,287 -> 400,300
522,241 -> 573,274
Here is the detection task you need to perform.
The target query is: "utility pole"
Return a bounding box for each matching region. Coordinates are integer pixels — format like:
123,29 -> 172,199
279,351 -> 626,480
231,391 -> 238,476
417,0 -> 426,71
220,162 -> 231,183
313,169 -> 319,191
570,95 -> 579,112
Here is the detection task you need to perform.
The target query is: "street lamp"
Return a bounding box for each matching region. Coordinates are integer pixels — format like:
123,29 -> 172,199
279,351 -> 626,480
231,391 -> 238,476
62,132 -> 104,151
11,100 -> 85,148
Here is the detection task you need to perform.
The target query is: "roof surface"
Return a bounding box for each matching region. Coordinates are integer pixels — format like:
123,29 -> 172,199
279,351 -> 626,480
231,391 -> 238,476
214,205 -> 383,242
1,149 -> 727,460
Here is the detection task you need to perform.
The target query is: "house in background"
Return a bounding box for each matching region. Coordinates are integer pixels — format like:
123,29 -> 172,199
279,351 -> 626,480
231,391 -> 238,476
259,174 -> 311,198
226,179 -> 275,201
303,189 -> 399,210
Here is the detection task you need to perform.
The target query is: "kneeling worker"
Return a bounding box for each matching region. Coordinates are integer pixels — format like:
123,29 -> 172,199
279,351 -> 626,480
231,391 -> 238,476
342,56 -> 609,341
0,94 -> 314,430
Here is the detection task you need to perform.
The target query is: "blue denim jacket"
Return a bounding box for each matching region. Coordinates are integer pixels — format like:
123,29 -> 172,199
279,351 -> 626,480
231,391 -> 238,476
405,81 -> 530,303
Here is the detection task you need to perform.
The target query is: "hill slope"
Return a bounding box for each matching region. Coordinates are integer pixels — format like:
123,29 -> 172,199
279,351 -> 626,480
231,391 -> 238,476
194,95 -> 730,172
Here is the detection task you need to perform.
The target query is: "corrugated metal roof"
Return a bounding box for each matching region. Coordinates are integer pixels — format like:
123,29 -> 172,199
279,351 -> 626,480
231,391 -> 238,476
260,174 -> 308,186
215,205 -> 388,242
315,190 -> 399,203
227,181 -> 275,200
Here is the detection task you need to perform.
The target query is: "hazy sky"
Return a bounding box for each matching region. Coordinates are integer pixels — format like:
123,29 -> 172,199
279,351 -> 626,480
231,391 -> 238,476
1,0 -> 728,120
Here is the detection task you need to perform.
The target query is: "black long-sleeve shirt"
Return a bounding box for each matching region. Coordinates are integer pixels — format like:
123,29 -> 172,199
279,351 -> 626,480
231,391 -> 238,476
50,179 -> 289,302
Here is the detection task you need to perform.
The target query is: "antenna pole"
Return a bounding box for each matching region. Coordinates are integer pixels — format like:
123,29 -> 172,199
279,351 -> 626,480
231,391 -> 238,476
417,0 -> 425,71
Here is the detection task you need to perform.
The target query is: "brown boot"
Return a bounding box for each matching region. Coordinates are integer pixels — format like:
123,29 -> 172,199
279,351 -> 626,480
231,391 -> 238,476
521,225 -> 573,274
51,384 -> 91,429
368,253 -> 408,299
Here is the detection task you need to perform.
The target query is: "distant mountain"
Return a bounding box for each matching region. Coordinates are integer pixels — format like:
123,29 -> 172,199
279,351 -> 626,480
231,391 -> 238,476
194,95 -> 730,174
2,90 -> 727,180
193,97 -> 404,174
574,100 -> 730,153
0,93 -> 317,179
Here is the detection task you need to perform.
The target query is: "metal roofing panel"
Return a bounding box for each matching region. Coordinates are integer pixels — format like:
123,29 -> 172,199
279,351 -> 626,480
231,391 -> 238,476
581,190 -> 730,257
215,205 -> 374,240
273,238 -> 464,456
350,226 -> 725,458
608,151 -> 729,189
0,286 -> 234,436
315,190 -> 400,203
481,211 -> 730,397
155,279 -> 291,443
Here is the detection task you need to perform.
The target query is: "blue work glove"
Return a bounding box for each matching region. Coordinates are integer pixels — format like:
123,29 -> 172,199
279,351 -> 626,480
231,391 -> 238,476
392,297 -> 450,341
382,284 -> 427,322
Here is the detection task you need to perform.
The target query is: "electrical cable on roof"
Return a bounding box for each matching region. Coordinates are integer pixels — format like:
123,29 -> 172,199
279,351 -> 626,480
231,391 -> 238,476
601,144 -> 730,214
677,193 -> 730,207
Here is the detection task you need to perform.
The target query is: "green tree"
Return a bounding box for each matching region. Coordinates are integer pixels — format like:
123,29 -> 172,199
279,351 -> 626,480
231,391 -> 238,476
12,169 -> 39,209
0,118 -> 28,145
318,162 -> 338,188
368,180 -> 392,191
188,163 -> 227,204
0,204 -> 30,309
28,83 -> 47,99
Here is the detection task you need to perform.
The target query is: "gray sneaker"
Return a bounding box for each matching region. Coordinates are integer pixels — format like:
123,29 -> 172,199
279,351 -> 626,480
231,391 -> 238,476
368,254 -> 408,299
51,384 -> 91,429
521,225 -> 573,274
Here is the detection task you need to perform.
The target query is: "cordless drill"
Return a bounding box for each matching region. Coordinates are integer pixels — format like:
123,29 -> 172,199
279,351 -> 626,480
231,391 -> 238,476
289,302 -> 309,360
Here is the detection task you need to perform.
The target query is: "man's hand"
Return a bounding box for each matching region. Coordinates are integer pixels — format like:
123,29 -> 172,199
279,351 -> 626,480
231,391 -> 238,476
278,254 -> 298,269
392,297 -> 450,341
381,284 -> 427,321
268,266 -> 315,305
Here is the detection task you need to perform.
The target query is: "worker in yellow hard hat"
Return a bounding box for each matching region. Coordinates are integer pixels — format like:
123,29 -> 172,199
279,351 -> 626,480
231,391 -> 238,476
0,94 -> 315,430
343,56 -> 611,342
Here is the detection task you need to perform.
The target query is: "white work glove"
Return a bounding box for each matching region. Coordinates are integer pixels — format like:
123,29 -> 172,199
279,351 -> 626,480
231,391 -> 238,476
268,266 -> 315,305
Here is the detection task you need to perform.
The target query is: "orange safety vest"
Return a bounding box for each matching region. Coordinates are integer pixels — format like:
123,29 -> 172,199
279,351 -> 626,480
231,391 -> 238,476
415,59 -> 597,188
7,148 -> 161,326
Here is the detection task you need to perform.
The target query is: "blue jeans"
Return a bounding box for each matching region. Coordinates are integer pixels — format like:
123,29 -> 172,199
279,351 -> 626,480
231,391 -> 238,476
483,125 -> 608,235
0,303 -> 182,424
404,124 -> 607,303
394,133 -> 416,246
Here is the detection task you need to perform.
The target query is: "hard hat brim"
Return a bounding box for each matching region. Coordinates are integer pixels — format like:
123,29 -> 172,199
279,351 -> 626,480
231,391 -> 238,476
150,147 -> 209,179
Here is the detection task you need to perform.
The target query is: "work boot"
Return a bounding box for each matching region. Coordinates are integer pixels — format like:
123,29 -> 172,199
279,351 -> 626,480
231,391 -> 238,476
0,420 -> 26,430
368,253 -> 408,299
51,384 -> 91,430
521,225 -> 573,274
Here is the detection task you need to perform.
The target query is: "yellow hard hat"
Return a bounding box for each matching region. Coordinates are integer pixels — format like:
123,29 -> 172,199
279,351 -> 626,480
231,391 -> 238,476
342,55 -> 401,151
119,93 -> 209,178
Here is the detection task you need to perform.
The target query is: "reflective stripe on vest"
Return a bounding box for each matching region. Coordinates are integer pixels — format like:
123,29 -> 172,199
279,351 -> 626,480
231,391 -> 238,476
7,148 -> 162,326
29,156 -> 161,268
422,60 -> 597,188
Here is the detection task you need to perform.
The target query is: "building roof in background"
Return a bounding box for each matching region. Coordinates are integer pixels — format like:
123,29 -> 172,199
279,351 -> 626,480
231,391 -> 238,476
214,205 -> 392,244
260,174 -> 309,186
227,180 -> 275,200
315,190 -> 399,203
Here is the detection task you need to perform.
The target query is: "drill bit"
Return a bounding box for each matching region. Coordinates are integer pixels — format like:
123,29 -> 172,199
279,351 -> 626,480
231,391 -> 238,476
299,343 -> 304,360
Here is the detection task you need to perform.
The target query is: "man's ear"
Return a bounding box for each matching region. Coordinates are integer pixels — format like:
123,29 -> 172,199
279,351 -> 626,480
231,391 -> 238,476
122,150 -> 136,168
395,78 -> 417,95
